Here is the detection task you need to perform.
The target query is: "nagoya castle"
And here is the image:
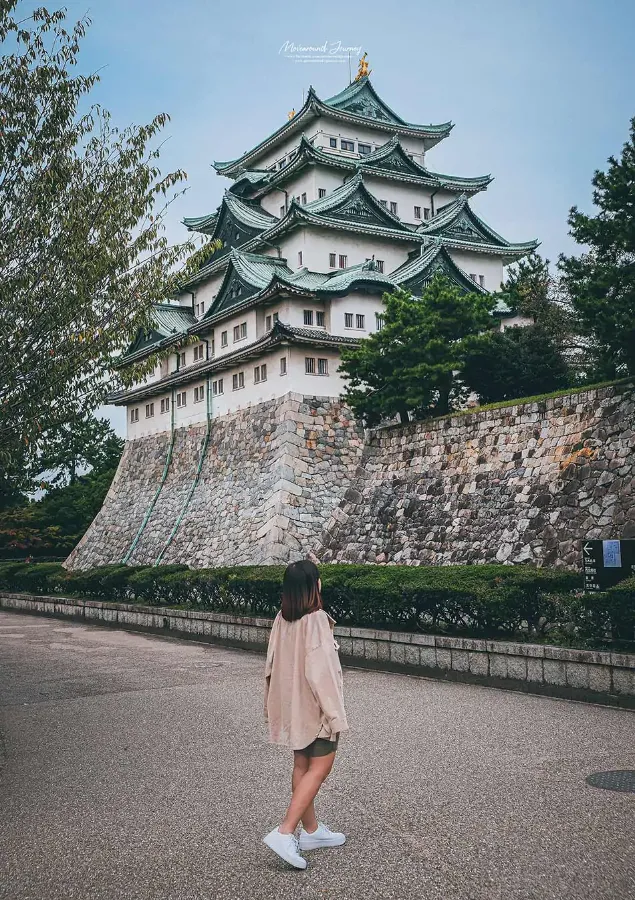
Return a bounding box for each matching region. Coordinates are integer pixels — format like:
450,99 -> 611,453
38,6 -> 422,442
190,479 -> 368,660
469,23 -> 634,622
110,56 -> 537,439
68,56 -> 543,571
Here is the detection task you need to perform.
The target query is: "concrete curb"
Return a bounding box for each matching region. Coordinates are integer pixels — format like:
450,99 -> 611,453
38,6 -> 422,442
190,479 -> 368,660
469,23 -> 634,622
2,592 -> 634,708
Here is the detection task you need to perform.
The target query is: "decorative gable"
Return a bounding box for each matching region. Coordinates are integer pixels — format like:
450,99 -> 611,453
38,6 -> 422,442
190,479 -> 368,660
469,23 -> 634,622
212,206 -> 261,259
213,270 -> 256,314
317,185 -> 405,230
444,211 -> 489,243
326,80 -> 402,125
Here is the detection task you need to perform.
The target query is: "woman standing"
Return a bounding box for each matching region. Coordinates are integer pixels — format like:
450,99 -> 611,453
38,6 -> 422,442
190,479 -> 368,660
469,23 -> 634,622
263,560 -> 349,869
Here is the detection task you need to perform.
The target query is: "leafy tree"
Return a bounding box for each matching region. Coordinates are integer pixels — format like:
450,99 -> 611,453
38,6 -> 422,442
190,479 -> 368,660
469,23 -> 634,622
503,252 -> 576,347
462,324 -> 571,404
0,3 -> 212,459
559,117 -> 635,377
339,276 -> 495,425
30,413 -> 123,489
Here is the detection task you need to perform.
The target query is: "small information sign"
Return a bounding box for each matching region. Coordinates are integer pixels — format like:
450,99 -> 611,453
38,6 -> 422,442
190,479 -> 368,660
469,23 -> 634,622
582,540 -> 635,592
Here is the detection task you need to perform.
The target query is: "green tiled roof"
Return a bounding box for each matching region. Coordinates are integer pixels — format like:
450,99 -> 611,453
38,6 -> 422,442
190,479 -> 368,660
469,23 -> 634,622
417,194 -> 539,258
184,193 -> 275,236
211,78 -> 452,179
118,303 -> 195,365
390,241 -> 490,296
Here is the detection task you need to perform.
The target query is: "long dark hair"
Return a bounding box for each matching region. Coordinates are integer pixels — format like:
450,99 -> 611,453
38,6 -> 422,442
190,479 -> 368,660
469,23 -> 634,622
281,559 -> 322,622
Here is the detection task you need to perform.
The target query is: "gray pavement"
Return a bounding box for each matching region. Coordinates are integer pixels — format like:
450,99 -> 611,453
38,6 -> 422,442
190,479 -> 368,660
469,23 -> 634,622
0,610 -> 633,900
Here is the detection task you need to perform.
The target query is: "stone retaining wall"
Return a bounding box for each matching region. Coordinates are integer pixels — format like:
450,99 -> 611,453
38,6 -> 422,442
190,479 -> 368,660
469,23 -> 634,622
3,592 -> 634,709
65,394 -> 363,570
318,383 -> 635,568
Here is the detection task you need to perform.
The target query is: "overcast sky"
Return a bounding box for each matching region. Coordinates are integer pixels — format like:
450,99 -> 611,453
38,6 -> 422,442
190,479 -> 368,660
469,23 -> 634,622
78,0 -> 635,434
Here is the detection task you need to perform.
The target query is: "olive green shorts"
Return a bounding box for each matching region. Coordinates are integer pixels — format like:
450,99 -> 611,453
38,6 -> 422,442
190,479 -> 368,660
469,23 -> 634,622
297,734 -> 340,757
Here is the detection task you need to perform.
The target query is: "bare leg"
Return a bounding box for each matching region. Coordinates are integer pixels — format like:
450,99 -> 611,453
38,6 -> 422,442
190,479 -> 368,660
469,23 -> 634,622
279,752 -> 335,835
292,752 -> 318,833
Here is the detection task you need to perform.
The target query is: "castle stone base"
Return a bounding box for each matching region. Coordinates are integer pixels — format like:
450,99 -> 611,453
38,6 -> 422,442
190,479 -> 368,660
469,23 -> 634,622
65,394 -> 364,569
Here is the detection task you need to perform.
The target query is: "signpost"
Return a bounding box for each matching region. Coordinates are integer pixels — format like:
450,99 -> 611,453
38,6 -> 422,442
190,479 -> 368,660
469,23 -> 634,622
582,540 -> 635,592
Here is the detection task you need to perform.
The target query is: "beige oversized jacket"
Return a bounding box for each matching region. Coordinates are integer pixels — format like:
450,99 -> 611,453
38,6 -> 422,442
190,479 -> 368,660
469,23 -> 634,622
264,608 -> 349,751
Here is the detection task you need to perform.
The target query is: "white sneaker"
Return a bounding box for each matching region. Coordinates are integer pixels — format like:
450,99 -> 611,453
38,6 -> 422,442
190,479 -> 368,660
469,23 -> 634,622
298,822 -> 346,850
263,827 -> 307,869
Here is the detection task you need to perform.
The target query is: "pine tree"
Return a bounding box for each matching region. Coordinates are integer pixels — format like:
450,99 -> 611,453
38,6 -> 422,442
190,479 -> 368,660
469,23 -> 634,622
339,276 -> 495,425
559,117 -> 635,377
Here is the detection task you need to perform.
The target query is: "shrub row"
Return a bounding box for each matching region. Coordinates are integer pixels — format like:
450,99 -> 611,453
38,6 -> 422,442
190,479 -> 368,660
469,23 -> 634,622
0,561 -> 633,650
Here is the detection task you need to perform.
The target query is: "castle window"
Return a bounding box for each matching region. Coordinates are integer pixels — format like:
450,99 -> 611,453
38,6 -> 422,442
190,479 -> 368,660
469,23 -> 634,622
304,310 -> 313,326
301,192 -> 307,205
273,312 -> 279,324
266,314 -> 272,331
232,372 -> 245,391
423,207 -> 431,220
358,143 -> 371,155
345,312 -> 354,328
376,313 -> 385,331
341,139 -> 354,152
194,385 -> 205,403
317,358 -> 328,375
329,252 -> 336,268
212,378 -> 224,396
390,201 -> 398,215
179,351 -> 186,368
145,402 -> 154,418
280,356 -> 287,375
380,199 -> 387,208
376,259 -> 384,273
280,205 -> 285,217
298,251 -> 303,267
316,311 -> 325,327
470,273 -> 477,282
233,325 -> 240,341
318,188 -> 326,198
254,364 -> 267,383
221,331 -> 228,348
479,275 -> 485,288
329,137 -> 337,148
338,254 -> 347,269
176,391 -> 187,408
200,301 -> 205,315
240,321 -> 247,339
356,314 -> 365,329
130,408 -> 139,423
160,397 -> 170,414
193,344 -> 205,362
305,357 -> 316,374
414,206 -> 421,219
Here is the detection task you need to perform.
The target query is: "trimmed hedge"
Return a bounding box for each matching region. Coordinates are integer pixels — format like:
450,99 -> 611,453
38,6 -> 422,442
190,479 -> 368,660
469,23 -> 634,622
0,562 -> 633,651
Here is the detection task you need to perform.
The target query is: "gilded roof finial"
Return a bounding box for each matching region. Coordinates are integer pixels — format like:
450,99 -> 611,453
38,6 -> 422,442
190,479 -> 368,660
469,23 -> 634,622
355,52 -> 371,81
287,109 -> 296,120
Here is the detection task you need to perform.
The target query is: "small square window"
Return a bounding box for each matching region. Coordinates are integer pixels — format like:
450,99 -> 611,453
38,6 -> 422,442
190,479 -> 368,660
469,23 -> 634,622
380,199 -> 387,208
305,357 -> 316,374
339,254 -> 347,269
266,315 -> 272,331
232,372 -> 244,391
280,356 -> 287,375
414,206 -> 421,219
221,331 -> 228,348
345,312 -> 354,328
358,143 -> 371,155
423,207 -> 431,220
318,188 -> 326,198
176,391 -> 187,408
298,251 -> 303,267
240,322 -> 247,338
304,310 -> 313,326
390,201 -> 398,215
179,351 -> 186,367
479,275 -> 485,288
329,252 -> 336,268
301,192 -> 307,204
145,402 -> 154,418
160,397 -> 170,414
341,139 -> 354,152
356,314 -> 365,329
317,358 -> 328,375
212,378 -> 224,396
316,311 -> 325,327
130,408 -> 139,423
254,365 -> 261,384
376,259 -> 384,273
233,325 -> 240,341
329,137 -> 337,148
260,363 -> 267,382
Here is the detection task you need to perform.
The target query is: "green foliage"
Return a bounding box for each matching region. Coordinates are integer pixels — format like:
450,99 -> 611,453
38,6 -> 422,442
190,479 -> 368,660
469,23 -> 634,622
462,324 -> 571,404
339,276 -> 496,425
559,117 -> 635,377
1,561 -> 631,650
0,2 -> 216,460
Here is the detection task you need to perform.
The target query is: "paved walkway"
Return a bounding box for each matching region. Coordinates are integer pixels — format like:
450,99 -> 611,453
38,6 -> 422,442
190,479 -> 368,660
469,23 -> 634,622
0,610 -> 633,900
